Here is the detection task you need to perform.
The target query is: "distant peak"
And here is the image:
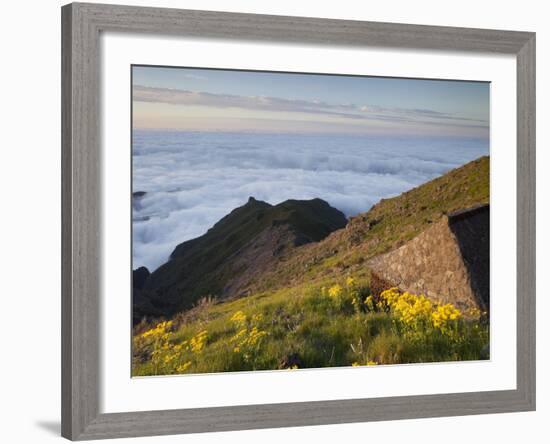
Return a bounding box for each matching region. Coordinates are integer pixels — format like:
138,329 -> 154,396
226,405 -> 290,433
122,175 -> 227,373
309,197 -> 330,206
278,197 -> 331,208
244,196 -> 271,208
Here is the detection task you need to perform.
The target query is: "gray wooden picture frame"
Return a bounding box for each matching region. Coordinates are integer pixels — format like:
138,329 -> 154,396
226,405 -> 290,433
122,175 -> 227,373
61,2 -> 536,440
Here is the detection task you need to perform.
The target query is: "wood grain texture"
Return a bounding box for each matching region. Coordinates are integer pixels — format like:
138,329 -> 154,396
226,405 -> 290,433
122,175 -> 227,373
76,2 -> 532,53
61,2 -> 536,440
77,389 -> 533,440
516,34 -> 536,410
62,3 -> 101,439
61,4 -> 73,438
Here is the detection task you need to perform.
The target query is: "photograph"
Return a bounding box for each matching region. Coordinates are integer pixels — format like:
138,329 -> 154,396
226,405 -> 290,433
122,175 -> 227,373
131,65 -> 490,376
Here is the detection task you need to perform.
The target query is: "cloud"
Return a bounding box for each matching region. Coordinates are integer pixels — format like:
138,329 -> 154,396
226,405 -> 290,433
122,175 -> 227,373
182,73 -> 208,80
132,131 -> 489,271
132,85 -> 488,129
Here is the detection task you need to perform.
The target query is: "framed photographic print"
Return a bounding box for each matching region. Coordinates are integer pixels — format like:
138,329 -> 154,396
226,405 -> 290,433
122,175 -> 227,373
61,2 -> 536,440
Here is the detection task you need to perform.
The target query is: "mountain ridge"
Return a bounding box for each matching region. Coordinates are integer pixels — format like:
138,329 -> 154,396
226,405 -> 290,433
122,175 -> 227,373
133,156 -> 489,323
134,197 -> 347,321
241,156 -> 490,296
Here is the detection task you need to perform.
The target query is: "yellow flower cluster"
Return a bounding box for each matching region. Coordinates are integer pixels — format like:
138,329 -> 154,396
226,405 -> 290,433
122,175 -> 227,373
328,284 -> 343,300
230,310 -> 268,364
431,304 -> 461,329
346,276 -> 363,313
176,361 -> 192,373
230,310 -> 247,326
378,287 -> 462,334
136,320 -> 209,375
141,320 -> 173,339
392,292 -> 433,326
189,330 -> 208,353
352,360 -> 378,367
379,287 -> 401,307
324,278 -> 363,312
233,326 -> 267,351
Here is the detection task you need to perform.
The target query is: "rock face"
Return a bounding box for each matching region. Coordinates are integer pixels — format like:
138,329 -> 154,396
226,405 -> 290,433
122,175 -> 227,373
368,204 -> 489,310
132,266 -> 150,290
132,266 -> 165,324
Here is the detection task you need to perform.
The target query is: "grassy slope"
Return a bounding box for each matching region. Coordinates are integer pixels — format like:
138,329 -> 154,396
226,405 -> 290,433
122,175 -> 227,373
133,156 -> 490,375
141,197 -> 347,314
247,156 -> 490,292
133,278 -> 489,375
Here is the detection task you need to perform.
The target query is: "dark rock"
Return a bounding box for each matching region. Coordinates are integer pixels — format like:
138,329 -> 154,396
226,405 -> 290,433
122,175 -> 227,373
369,272 -> 397,298
133,266 -> 150,290
132,191 -> 147,211
448,204 -> 490,310
278,353 -> 303,369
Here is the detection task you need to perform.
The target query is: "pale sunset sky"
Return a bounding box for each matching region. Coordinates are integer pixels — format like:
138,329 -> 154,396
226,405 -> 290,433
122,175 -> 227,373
132,65 -> 489,138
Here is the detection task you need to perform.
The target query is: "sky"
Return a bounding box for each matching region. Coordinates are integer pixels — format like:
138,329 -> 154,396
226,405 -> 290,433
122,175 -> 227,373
131,65 -> 490,270
132,66 -> 490,137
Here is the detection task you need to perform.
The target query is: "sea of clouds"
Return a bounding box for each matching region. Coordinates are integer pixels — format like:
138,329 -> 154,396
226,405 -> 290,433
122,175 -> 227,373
132,131 -> 489,271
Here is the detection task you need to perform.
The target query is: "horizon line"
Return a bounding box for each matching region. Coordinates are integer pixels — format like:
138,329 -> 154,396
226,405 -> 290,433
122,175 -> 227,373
131,127 -> 490,140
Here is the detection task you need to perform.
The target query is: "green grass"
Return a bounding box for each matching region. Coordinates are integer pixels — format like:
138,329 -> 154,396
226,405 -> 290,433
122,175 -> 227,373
356,156 -> 490,257
132,278 -> 489,376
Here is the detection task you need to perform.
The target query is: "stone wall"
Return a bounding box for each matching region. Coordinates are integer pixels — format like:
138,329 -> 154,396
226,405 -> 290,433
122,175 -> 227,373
368,204 -> 489,310
447,204 -> 490,310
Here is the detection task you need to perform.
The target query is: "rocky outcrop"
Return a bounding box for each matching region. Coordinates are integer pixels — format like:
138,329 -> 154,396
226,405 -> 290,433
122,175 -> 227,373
368,204 -> 489,310
132,266 -> 150,290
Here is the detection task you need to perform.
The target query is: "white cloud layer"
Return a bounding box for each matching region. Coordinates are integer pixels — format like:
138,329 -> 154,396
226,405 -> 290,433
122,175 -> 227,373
132,131 -> 488,271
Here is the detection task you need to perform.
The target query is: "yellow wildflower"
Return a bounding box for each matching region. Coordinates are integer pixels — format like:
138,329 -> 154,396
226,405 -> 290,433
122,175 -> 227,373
230,310 -> 247,326
380,287 -> 401,307
364,295 -> 377,312
431,304 -> 461,333
328,284 -> 343,299
190,330 -> 208,353
176,361 -> 192,372
231,328 -> 247,342
163,354 -> 175,364
140,320 -> 173,339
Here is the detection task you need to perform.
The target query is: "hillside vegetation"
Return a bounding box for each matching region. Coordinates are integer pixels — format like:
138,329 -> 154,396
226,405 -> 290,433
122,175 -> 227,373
135,197 -> 347,319
244,156 -> 489,294
133,156 -> 490,375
